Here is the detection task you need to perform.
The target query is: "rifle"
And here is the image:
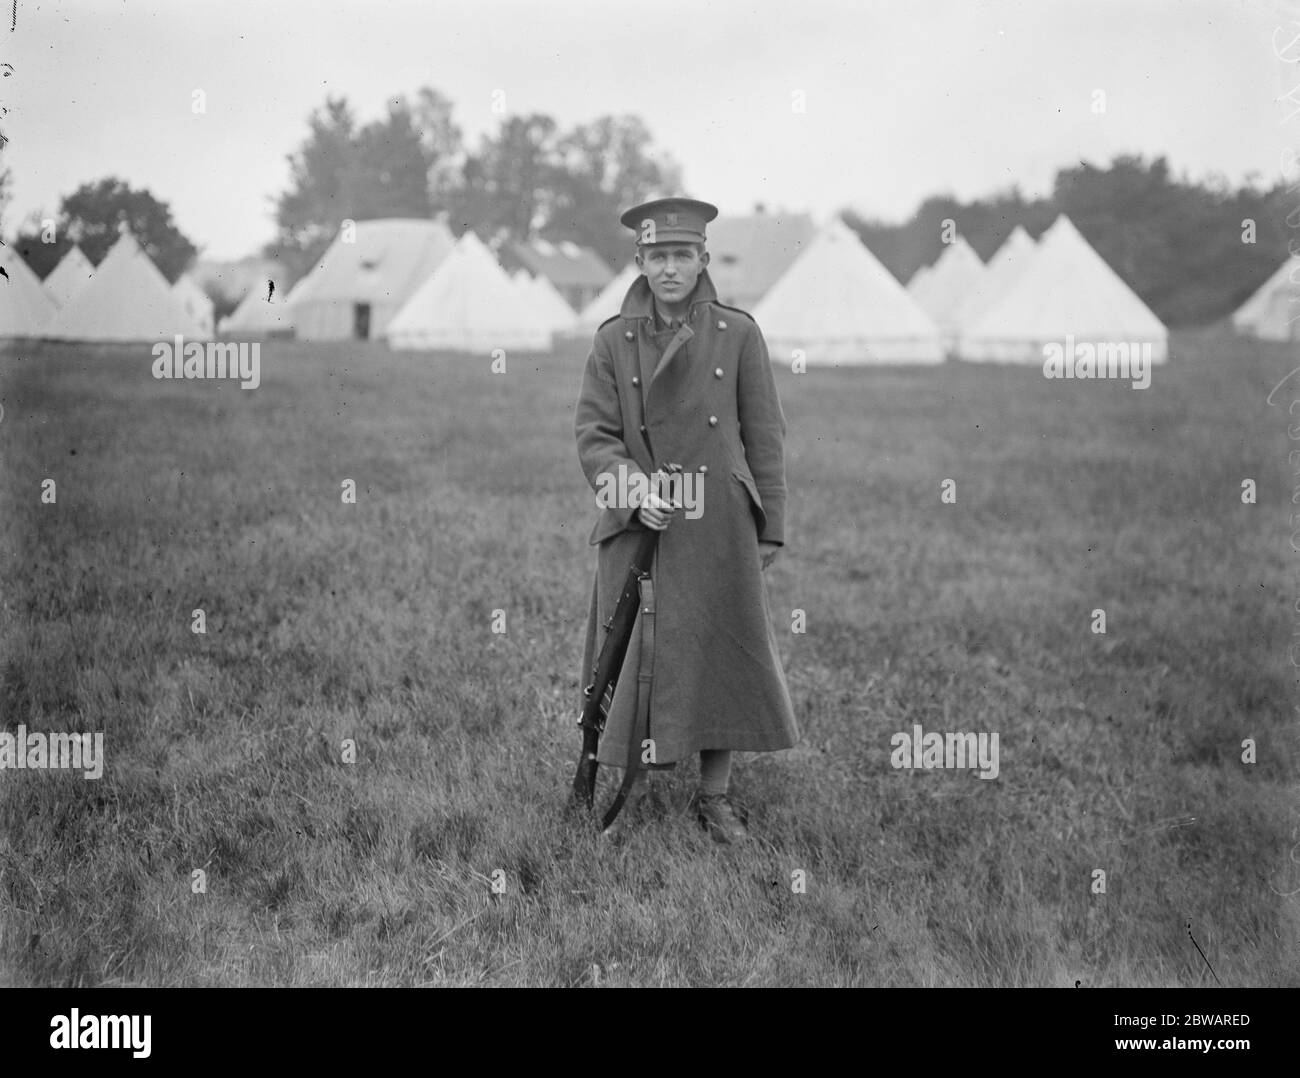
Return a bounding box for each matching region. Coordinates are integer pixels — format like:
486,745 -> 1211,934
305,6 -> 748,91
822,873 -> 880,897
570,464 -> 680,830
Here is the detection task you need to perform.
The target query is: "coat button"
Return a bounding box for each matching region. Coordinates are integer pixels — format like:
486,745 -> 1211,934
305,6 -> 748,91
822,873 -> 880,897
632,376 -> 640,386
639,425 -> 647,434
625,331 -> 634,340
714,367 -> 724,378
717,320 -> 727,330
708,415 -> 718,427
699,465 -> 709,475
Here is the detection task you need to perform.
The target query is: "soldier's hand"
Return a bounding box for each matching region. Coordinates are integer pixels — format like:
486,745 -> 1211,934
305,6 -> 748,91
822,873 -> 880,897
759,541 -> 780,570
637,491 -> 677,531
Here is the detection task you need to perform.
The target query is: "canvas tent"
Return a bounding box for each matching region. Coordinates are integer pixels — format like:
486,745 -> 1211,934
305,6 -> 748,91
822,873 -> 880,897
173,273 -> 215,337
752,218 -> 945,364
0,244 -> 58,337
47,231 -> 205,341
965,227 -> 1036,316
1232,258 -> 1300,341
283,269 -> 317,315
507,269 -> 549,332
943,227 -> 1037,339
524,272 -> 579,333
508,269 -> 539,322
219,281 -> 292,335
959,215 -> 1168,363
387,230 -> 554,353
906,264 -> 933,292
576,263 -> 639,331
907,236 -> 986,341
292,218 -> 455,341
43,245 -> 95,307
220,268 -> 320,336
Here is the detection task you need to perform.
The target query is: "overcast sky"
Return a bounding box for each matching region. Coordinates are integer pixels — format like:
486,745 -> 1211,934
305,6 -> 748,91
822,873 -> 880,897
5,0 -> 1291,261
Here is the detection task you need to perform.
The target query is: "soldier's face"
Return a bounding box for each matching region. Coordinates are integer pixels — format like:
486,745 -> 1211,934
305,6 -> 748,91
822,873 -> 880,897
637,243 -> 709,306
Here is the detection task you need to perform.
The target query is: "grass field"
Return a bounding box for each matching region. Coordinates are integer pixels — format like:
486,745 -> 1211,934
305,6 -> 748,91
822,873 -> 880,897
1,327 -> 1298,987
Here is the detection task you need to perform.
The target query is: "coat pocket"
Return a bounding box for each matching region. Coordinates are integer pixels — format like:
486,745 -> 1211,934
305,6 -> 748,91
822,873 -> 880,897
732,469 -> 767,533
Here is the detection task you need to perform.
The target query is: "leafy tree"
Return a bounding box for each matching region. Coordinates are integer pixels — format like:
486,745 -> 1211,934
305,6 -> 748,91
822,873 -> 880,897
12,177 -> 196,282
266,97 -> 361,282
268,94 -> 441,281
442,113 -> 560,240
271,92 -> 681,277
13,212 -> 69,279
547,115 -> 683,268
349,99 -> 433,221
1052,155 -> 1291,325
412,86 -> 464,212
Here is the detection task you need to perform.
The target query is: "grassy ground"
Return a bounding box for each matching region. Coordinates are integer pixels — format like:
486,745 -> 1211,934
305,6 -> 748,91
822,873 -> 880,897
1,327 -> 1297,987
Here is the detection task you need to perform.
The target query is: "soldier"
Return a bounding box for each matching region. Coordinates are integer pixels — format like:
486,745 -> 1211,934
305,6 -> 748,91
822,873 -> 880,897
574,197 -> 799,843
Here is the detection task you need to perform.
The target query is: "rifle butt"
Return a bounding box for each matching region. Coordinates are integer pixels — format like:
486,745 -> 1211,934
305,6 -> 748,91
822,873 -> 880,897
570,733 -> 600,810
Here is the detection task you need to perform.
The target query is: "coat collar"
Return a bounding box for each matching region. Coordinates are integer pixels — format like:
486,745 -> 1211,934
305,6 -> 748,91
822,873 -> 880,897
620,269 -> 720,387
619,268 -> 720,321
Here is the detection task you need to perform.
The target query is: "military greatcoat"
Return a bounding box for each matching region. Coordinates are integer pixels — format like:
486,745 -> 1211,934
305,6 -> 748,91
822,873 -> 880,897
575,268 -> 800,766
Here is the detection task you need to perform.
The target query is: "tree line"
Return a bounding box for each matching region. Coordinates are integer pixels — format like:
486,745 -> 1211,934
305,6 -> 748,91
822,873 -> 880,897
845,154 -> 1293,327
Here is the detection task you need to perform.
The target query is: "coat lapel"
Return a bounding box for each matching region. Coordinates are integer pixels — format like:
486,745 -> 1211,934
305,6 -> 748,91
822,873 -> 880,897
637,331 -> 657,394
653,322 -> 693,383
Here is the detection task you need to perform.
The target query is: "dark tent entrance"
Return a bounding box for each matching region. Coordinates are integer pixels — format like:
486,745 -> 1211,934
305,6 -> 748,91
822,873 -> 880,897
353,303 -> 371,340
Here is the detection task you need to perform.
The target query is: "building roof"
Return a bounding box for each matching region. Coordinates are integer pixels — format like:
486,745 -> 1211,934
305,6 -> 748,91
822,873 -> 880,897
508,240 -> 613,291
